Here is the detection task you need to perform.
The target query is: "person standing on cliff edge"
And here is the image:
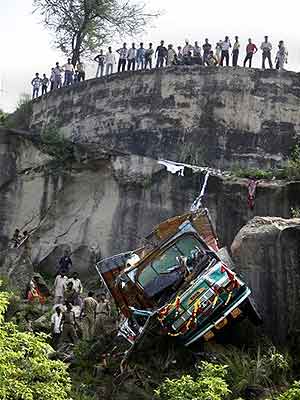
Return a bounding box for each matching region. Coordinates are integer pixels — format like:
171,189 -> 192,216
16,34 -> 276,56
105,47 -> 116,76
155,40 -> 167,68
260,36 -> 273,69
94,50 -> 106,78
144,43 -> 154,69
116,43 -> 128,73
31,73 -> 42,99
202,39 -> 212,66
220,36 -> 231,66
127,43 -> 137,71
232,36 -> 240,67
243,38 -> 258,68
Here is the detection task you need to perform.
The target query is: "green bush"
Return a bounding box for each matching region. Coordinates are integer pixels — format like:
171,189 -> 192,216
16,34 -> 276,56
5,93 -> 33,130
0,109 -> 8,125
0,281 -> 71,400
230,166 -> 288,180
275,381 -> 300,400
40,125 -> 74,162
220,345 -> 290,398
283,145 -> 300,180
155,361 -> 230,400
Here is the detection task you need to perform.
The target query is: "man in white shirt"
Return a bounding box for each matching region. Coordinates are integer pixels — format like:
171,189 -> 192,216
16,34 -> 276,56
63,58 -> 74,86
220,36 -> 231,66
53,272 -> 68,304
51,306 -> 62,348
105,47 -> 116,76
67,272 -> 83,306
127,43 -> 137,71
53,62 -> 63,89
67,272 -> 83,293
261,36 -> 273,69
183,40 -> 194,56
31,73 -> 42,99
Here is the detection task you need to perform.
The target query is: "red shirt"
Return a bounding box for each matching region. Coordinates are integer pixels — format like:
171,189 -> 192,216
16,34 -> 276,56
246,43 -> 257,54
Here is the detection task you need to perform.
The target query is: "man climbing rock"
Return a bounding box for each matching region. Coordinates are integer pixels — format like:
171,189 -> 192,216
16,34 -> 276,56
60,302 -> 78,344
80,291 -> 97,340
11,228 -> 21,248
58,250 -> 72,275
54,272 -> 68,304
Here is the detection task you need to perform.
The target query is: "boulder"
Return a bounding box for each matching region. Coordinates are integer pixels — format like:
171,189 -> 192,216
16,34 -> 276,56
231,217 -> 300,344
0,248 -> 34,296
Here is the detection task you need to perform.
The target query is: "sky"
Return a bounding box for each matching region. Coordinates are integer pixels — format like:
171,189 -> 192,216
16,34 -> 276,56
0,0 -> 300,112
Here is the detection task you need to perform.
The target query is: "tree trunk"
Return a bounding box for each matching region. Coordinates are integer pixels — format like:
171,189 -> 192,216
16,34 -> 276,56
72,33 -> 83,67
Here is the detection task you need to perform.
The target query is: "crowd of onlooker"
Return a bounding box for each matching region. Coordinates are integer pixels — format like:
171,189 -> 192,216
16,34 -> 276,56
30,36 -> 289,99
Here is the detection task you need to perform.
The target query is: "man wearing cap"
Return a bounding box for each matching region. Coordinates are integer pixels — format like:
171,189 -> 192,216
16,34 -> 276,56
260,36 -> 273,69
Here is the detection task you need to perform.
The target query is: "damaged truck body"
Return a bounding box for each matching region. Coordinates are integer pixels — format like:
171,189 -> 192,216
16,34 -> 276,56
96,207 -> 261,349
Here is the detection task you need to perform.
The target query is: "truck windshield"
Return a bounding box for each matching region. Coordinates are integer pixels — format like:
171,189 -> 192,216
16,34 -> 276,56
137,235 -> 203,298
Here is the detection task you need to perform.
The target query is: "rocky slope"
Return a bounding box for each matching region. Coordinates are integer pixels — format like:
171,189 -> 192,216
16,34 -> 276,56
0,126 -> 299,284
232,217 -> 300,344
1,66 -> 300,343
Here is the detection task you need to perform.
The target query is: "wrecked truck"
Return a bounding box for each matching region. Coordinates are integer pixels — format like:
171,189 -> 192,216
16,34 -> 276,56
96,207 -> 261,349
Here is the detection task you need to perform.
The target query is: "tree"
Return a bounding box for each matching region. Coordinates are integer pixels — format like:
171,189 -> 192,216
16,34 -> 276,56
33,0 -> 159,66
0,109 -> 8,125
0,282 -> 71,400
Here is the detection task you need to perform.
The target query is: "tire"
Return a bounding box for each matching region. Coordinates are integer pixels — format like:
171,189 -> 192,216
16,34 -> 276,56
243,297 -> 263,326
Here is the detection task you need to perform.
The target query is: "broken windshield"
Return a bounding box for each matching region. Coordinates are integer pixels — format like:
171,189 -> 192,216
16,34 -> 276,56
137,235 -> 204,299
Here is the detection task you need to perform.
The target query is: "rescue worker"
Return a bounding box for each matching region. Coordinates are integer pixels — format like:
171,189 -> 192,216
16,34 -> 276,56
80,291 -> 98,340
95,293 -> 111,336
51,306 -> 62,348
60,302 -> 78,344
64,281 -> 77,305
53,272 -> 68,304
67,272 -> 83,306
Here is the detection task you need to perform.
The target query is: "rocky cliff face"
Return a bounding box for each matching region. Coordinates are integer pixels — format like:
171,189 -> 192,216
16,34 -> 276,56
1,126 -> 299,283
2,67 -> 300,342
232,217 -> 300,344
30,66 -> 300,170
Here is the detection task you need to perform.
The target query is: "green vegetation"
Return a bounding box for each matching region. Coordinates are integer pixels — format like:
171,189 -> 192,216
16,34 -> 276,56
0,282 -> 71,400
276,381 -> 300,400
285,145 -> 300,180
155,361 -> 230,400
40,124 -> 75,173
231,144 -> 300,181
231,166 -> 287,180
5,93 -> 33,130
0,109 -> 8,125
220,345 -> 290,398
